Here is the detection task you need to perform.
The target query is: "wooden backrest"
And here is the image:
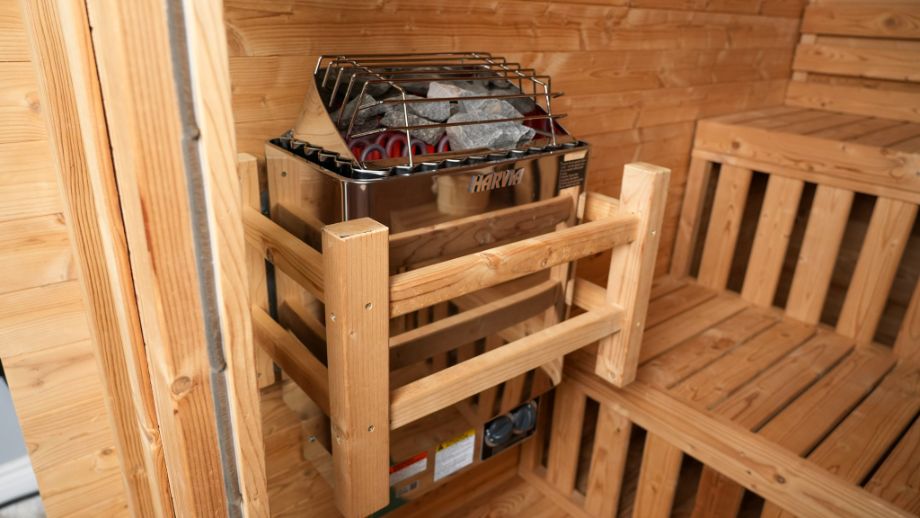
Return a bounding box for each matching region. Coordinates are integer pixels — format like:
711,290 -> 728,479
786,0 -> 920,123
673,158 -> 919,356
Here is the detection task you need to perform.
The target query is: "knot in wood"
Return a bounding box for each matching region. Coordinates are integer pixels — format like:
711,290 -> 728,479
170,375 -> 193,397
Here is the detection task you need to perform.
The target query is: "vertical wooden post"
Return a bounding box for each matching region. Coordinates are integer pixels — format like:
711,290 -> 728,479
19,0 -> 171,514
84,0 -> 268,515
596,163 -> 670,386
239,153 -> 278,388
323,218 -> 390,517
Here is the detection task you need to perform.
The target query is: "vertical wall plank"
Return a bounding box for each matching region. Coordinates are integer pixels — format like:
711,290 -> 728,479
596,163 -> 670,386
633,433 -> 683,518
741,176 -> 804,307
671,157 -> 714,278
697,165 -> 753,291
785,186 -> 854,324
20,0 -> 171,514
323,219 -> 390,517
837,198 -> 917,344
584,404 -> 632,518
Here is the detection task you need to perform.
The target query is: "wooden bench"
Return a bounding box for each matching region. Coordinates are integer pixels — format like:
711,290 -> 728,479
517,2 -> 920,516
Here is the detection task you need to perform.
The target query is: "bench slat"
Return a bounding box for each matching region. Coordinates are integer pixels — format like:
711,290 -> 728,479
741,176 -> 804,307
895,280 -> 920,361
866,415 -> 920,514
837,198 -> 918,344
697,165 -> 753,291
691,332 -> 855,518
638,306 -> 778,389
785,186 -> 855,324
640,293 -> 748,363
669,319 -> 816,411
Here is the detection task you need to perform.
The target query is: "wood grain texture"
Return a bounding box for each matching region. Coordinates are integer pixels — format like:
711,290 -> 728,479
895,280 -> 920,360
794,40 -> 920,82
633,433 -> 683,518
696,165 -> 753,290
836,198 -> 918,344
83,0 -> 270,512
865,416 -> 920,514
20,0 -> 174,514
0,141 -> 61,222
583,404 -> 632,518
389,196 -> 573,269
569,366 -> 913,518
224,0 -> 805,277
670,157 -> 713,277
785,185 -> 854,324
802,3 -> 920,40
545,383 -> 587,495
389,213 -> 638,317
596,163 -> 670,386
239,153 -> 277,389
322,218 -> 390,517
390,306 -> 621,428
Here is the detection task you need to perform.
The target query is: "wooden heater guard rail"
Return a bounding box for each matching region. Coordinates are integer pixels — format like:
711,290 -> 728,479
239,155 -> 669,517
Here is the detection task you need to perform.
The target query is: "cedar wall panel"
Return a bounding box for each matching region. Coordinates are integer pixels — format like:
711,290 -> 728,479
224,0 -> 805,278
0,1 -> 128,516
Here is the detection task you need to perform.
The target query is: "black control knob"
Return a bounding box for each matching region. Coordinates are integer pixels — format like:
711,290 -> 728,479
510,402 -> 537,434
483,415 -> 514,448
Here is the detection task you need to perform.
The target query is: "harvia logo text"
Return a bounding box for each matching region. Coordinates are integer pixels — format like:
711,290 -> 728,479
468,167 -> 525,193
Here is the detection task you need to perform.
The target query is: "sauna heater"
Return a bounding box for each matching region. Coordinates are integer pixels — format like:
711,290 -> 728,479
264,52 -> 590,506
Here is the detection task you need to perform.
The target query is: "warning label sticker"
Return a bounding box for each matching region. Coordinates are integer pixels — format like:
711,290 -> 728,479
433,429 -> 476,482
389,452 -> 428,486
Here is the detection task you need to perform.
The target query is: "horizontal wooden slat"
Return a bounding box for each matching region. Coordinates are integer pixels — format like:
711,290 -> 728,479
388,196 -> 572,269
389,213 -> 638,317
640,292 -> 748,362
695,118 -> 920,195
785,81 -> 920,124
567,367 -> 913,518
692,149 -> 920,204
0,141 -> 62,222
802,3 -> 920,40
390,306 -> 622,428
243,206 -> 324,301
224,3 -> 799,57
0,213 -> 75,293
794,41 -> 920,83
0,1 -> 30,61
251,305 -> 330,415
0,63 -> 46,145
0,281 -> 89,357
389,280 -> 558,369
583,191 -> 621,222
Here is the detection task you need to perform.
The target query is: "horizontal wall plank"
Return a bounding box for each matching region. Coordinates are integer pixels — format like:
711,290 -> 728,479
0,63 -> 46,144
225,2 -> 799,56
0,281 -> 90,357
0,141 -> 62,221
794,41 -> 920,82
802,3 -> 920,39
0,213 -> 75,293
0,1 -> 30,61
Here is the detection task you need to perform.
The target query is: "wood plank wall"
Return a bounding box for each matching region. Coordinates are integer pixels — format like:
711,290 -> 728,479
0,2 -> 128,515
224,0 -> 807,278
